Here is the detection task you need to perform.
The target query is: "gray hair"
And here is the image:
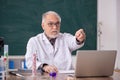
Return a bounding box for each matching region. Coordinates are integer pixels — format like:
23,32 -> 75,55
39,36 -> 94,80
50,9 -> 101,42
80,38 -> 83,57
42,11 -> 61,23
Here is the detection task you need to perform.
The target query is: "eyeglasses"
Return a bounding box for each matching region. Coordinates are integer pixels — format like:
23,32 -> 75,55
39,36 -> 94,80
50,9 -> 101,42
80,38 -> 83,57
47,22 -> 60,27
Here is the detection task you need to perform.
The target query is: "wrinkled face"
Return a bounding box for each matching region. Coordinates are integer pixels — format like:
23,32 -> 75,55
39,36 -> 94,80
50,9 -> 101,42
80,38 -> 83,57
42,14 -> 60,38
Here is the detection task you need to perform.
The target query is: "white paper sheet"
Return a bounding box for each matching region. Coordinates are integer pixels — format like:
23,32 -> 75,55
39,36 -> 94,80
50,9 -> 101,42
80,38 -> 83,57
59,70 -> 75,74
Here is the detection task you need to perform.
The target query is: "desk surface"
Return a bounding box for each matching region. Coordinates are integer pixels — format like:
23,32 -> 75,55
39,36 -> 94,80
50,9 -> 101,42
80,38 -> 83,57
6,71 -> 120,80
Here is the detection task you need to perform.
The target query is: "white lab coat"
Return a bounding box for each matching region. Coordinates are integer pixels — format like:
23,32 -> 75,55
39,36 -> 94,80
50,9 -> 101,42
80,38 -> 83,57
25,32 -> 84,70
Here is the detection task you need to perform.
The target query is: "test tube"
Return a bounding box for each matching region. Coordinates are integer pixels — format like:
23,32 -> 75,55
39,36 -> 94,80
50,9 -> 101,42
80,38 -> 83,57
4,45 -> 9,75
32,53 -> 37,77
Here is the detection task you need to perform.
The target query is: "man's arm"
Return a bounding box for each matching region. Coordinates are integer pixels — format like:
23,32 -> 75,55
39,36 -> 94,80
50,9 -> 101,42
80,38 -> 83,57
25,38 -> 41,69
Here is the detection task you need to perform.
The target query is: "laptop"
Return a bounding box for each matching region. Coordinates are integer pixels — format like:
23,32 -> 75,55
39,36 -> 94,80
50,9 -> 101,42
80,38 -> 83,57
75,50 -> 117,77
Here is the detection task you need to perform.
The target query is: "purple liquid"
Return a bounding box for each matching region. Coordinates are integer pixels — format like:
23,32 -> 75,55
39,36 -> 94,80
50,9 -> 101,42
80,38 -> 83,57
49,72 -> 56,77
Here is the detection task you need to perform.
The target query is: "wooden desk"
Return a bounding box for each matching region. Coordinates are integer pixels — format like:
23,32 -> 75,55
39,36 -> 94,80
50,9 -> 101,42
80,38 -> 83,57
6,71 -> 120,80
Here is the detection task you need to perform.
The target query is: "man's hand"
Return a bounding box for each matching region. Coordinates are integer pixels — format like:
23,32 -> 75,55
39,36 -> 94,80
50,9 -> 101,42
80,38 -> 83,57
43,65 -> 58,73
75,29 -> 86,43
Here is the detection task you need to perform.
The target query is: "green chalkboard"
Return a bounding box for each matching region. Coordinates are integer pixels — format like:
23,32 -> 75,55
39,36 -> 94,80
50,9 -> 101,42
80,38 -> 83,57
0,0 -> 97,55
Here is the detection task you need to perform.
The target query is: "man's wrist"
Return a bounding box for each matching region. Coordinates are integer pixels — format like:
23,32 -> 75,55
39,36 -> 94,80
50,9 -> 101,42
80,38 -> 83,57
76,38 -> 85,45
38,63 -> 48,72
41,63 -> 48,68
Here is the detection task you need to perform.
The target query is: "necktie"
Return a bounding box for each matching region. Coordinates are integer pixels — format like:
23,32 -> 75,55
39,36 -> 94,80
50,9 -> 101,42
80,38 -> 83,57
50,38 -> 56,46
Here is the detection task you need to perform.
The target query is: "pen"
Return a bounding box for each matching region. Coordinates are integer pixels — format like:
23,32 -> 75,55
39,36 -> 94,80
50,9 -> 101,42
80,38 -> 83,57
9,72 -> 24,77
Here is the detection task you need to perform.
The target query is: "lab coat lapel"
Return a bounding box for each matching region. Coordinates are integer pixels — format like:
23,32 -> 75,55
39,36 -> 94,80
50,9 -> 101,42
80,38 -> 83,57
42,34 -> 54,56
54,36 -> 61,57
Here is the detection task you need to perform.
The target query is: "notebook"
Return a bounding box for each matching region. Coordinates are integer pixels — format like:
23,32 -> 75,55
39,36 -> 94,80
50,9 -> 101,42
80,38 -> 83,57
75,50 -> 117,77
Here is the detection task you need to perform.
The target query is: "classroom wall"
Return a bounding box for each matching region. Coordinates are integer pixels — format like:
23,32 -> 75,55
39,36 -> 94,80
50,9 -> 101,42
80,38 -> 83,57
117,0 -> 120,69
97,0 -> 120,69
